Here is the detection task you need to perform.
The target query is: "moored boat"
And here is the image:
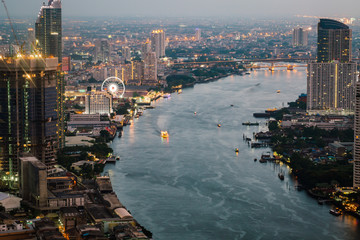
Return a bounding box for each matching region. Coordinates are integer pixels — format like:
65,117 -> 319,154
161,131 -> 169,138
278,172 -> 284,180
329,209 -> 342,216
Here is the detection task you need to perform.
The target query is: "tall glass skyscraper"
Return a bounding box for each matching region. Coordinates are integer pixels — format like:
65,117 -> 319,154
317,19 -> 352,63
35,0 -> 62,63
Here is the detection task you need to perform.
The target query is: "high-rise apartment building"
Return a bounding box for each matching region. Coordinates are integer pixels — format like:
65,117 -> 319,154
307,62 -> 357,111
292,28 -> 308,47
95,39 -> 111,63
27,28 -> 36,54
0,57 -> 60,179
307,19 -> 356,113
35,0 -> 62,62
195,28 -> 201,41
151,30 -> 166,58
143,52 -> 158,86
354,81 -> 360,188
317,19 -> 352,63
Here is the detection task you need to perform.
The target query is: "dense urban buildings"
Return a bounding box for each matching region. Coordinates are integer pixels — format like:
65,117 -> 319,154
307,19 -> 357,113
35,0 -> 62,62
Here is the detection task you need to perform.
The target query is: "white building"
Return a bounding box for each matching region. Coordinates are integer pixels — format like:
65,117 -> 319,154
0,192 -> 21,211
85,91 -> 113,115
307,61 -> 357,114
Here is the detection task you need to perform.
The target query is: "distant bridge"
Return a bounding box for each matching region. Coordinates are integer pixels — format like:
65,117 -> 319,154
171,57 -> 315,66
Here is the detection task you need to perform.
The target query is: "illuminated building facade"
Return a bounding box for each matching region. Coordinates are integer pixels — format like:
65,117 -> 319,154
307,62 -> 356,112
307,19 -> 356,113
317,19 -> 352,63
85,90 -> 113,115
292,28 -> 308,46
151,30 -> 166,58
35,0 -> 62,62
354,81 -> 360,188
143,52 -> 158,85
0,57 -> 61,181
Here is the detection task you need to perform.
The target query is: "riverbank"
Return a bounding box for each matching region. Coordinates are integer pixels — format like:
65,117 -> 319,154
251,99 -> 360,219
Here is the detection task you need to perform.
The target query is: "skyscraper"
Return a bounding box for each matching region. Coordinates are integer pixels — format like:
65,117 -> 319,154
195,28 -> 201,41
292,28 -> 308,47
307,19 -> 356,113
95,39 -> 111,63
354,81 -> 360,188
35,0 -> 62,62
151,30 -> 166,58
317,19 -> 352,63
0,57 -> 60,180
143,52 -> 158,86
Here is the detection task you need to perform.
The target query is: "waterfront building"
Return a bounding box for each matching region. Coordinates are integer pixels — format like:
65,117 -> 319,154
95,39 -> 111,63
151,29 -> 166,58
307,19 -> 356,113
317,19 -> 352,63
85,90 -> 113,115
35,0 -> 62,63
354,81 -> 360,188
143,52 -> 158,86
292,28 -> 308,47
307,61 -> 357,113
0,57 -> 61,184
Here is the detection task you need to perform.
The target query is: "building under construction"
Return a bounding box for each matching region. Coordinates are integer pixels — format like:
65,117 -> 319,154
0,56 -> 64,184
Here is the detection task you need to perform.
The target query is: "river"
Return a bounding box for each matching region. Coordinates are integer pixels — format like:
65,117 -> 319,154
105,68 -> 360,240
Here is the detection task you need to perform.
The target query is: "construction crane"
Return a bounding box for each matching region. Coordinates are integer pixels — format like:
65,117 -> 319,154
1,0 -> 23,52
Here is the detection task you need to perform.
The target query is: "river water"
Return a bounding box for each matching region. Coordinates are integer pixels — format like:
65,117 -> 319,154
105,68 -> 360,240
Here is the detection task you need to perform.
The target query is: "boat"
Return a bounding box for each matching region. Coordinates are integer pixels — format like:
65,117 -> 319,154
254,158 -> 257,162
194,112 -> 197,115
245,72 -> 250,75
118,131 -> 122,138
161,131 -> 169,138
235,148 -> 239,153
163,94 -> 171,98
287,65 -> 294,70
278,172 -> 284,180
217,124 -> 221,128
116,156 -> 120,161
260,152 -> 272,163
178,89 -> 182,94
242,122 -> 259,126
329,209 -> 342,216
230,104 -> 234,107
276,90 -> 280,93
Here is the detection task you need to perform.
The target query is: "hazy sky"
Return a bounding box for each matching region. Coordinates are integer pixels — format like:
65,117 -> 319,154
2,0 -> 360,18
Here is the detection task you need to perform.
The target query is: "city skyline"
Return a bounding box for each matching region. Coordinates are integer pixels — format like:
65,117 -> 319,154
2,0 -> 360,18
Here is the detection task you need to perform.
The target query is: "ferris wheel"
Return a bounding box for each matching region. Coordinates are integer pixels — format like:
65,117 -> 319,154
101,77 -> 126,98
